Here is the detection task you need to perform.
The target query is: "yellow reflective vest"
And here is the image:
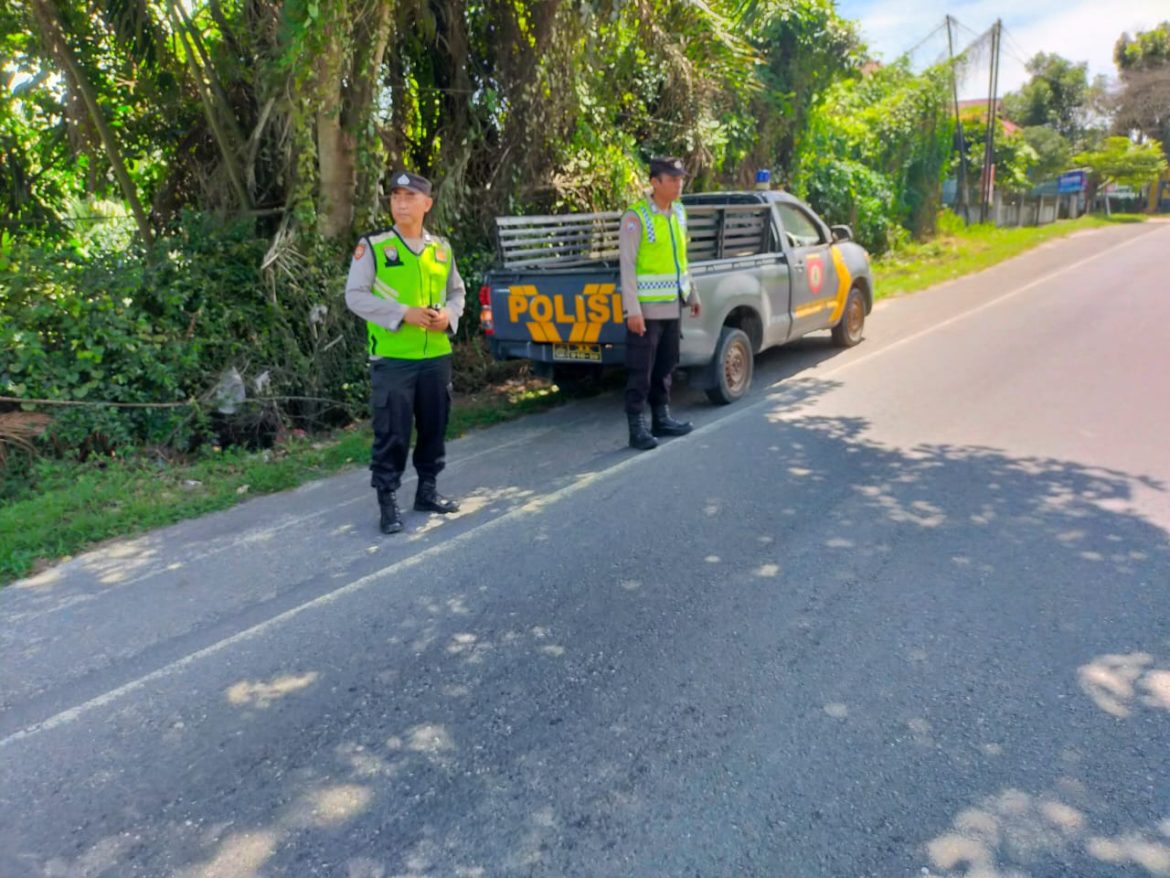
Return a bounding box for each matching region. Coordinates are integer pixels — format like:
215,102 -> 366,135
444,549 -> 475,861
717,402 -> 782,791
365,229 -> 453,359
629,199 -> 690,304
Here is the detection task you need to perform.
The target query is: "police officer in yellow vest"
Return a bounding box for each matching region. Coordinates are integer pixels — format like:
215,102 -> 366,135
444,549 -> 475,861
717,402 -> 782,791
344,170 -> 465,533
619,157 -> 701,450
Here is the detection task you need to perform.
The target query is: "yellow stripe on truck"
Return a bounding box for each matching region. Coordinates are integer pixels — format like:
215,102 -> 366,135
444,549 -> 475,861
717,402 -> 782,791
526,322 -> 562,343
826,245 -> 854,326
794,300 -> 835,319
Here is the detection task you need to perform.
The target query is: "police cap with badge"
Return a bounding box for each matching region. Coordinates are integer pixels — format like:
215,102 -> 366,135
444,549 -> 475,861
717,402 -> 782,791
649,157 -> 688,178
389,170 -> 432,196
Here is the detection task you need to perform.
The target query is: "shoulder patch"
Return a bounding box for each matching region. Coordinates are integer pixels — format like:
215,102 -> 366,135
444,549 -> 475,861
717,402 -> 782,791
352,242 -> 366,261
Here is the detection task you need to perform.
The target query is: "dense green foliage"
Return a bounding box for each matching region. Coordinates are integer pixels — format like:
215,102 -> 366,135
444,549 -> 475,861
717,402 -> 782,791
1020,126 -> 1073,183
1115,22 -> 1170,72
793,59 -> 953,247
1001,53 -> 1092,143
953,114 -> 1039,197
1113,22 -> 1170,160
1074,137 -> 1168,190
1,215 -> 364,460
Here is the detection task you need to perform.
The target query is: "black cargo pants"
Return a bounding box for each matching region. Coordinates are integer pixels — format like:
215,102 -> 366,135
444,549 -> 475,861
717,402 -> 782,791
624,318 -> 680,415
369,355 -> 452,491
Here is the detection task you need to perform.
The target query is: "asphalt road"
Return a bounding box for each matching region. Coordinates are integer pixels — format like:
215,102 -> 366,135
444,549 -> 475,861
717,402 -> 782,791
2,220 -> 1169,878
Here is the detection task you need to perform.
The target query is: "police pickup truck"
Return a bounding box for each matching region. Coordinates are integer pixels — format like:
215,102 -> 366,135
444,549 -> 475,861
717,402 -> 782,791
479,190 -> 873,403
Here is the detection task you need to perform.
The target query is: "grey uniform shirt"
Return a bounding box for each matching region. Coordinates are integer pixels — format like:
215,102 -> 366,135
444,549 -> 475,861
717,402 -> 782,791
344,227 -> 467,358
619,202 -> 699,322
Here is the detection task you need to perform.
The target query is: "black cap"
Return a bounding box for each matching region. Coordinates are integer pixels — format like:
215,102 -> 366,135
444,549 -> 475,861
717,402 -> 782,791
388,170 -> 432,196
649,157 -> 687,178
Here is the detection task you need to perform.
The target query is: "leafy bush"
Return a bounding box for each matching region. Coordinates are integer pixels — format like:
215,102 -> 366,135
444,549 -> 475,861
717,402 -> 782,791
796,156 -> 902,253
1,213 -> 366,459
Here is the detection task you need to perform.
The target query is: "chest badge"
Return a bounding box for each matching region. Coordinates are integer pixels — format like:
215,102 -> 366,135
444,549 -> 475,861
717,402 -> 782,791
382,245 -> 401,267
434,246 -> 449,264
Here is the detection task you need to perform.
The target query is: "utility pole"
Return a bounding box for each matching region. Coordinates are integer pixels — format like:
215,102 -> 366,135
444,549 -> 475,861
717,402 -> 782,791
946,15 -> 970,224
980,19 -> 1002,223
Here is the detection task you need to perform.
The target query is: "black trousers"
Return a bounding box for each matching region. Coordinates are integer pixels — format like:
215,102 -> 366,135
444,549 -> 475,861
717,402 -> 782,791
624,318 -> 680,414
369,355 -> 452,491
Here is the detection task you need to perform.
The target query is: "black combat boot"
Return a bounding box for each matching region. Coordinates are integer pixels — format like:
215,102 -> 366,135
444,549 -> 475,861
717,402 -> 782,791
377,488 -> 403,534
651,404 -> 693,437
627,411 -> 658,451
414,479 -> 460,514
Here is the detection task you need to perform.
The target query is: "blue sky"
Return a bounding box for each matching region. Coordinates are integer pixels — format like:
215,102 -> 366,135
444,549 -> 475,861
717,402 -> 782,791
835,0 -> 1169,98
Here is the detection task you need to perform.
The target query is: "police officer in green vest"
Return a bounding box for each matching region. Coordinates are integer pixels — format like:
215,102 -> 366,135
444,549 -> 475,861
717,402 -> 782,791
344,170 -> 465,533
619,157 -> 701,451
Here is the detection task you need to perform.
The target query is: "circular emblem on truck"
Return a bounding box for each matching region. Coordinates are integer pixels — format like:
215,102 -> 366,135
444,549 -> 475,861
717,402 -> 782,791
807,254 -> 825,295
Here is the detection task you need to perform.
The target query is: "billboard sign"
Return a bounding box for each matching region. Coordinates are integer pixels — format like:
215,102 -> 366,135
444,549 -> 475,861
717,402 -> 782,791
1057,170 -> 1087,194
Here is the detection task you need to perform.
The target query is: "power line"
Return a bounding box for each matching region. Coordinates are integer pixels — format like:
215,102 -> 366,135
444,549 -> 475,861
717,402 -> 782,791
939,15 -> 989,74
896,18 -> 950,62
999,28 -> 1036,70
951,18 -> 984,46
999,24 -> 1098,99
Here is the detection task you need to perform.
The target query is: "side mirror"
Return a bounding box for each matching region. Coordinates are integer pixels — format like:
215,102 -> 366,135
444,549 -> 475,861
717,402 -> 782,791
831,224 -> 853,243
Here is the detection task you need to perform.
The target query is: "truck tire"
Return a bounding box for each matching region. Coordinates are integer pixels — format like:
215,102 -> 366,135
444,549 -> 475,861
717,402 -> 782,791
831,285 -> 865,348
705,326 -> 753,405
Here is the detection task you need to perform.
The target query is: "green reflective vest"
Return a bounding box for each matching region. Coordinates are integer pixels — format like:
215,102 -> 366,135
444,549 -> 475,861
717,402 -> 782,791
365,229 -> 453,360
629,199 -> 690,304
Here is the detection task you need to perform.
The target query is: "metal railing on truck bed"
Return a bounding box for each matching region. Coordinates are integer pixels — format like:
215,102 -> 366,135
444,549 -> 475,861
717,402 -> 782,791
494,203 -> 774,270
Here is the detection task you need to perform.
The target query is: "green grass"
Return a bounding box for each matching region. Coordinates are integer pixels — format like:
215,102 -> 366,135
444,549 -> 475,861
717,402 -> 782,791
873,212 -> 1147,299
0,386 -> 564,585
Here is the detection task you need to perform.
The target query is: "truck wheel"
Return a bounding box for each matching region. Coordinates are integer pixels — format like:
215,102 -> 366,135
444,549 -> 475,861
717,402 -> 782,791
831,286 -> 865,348
705,326 -> 753,405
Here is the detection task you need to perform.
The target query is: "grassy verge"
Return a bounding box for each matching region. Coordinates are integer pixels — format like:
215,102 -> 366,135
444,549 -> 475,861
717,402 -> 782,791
872,212 -> 1147,299
0,383 -> 564,585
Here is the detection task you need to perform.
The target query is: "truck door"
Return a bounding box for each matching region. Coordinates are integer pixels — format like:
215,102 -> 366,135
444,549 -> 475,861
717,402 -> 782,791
776,202 -> 839,338
759,213 -> 792,347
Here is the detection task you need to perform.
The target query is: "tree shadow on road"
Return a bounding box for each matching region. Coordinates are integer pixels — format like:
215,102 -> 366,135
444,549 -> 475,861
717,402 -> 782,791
4,376 -> 1170,877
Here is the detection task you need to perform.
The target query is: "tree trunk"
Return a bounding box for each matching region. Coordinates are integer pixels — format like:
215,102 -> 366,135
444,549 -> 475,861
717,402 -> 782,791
316,27 -> 355,240
168,1 -> 253,210
28,0 -> 154,245
347,0 -> 394,229
440,0 -> 473,153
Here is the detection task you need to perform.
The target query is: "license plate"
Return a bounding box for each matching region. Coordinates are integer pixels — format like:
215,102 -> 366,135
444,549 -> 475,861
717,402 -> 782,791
552,343 -> 602,362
